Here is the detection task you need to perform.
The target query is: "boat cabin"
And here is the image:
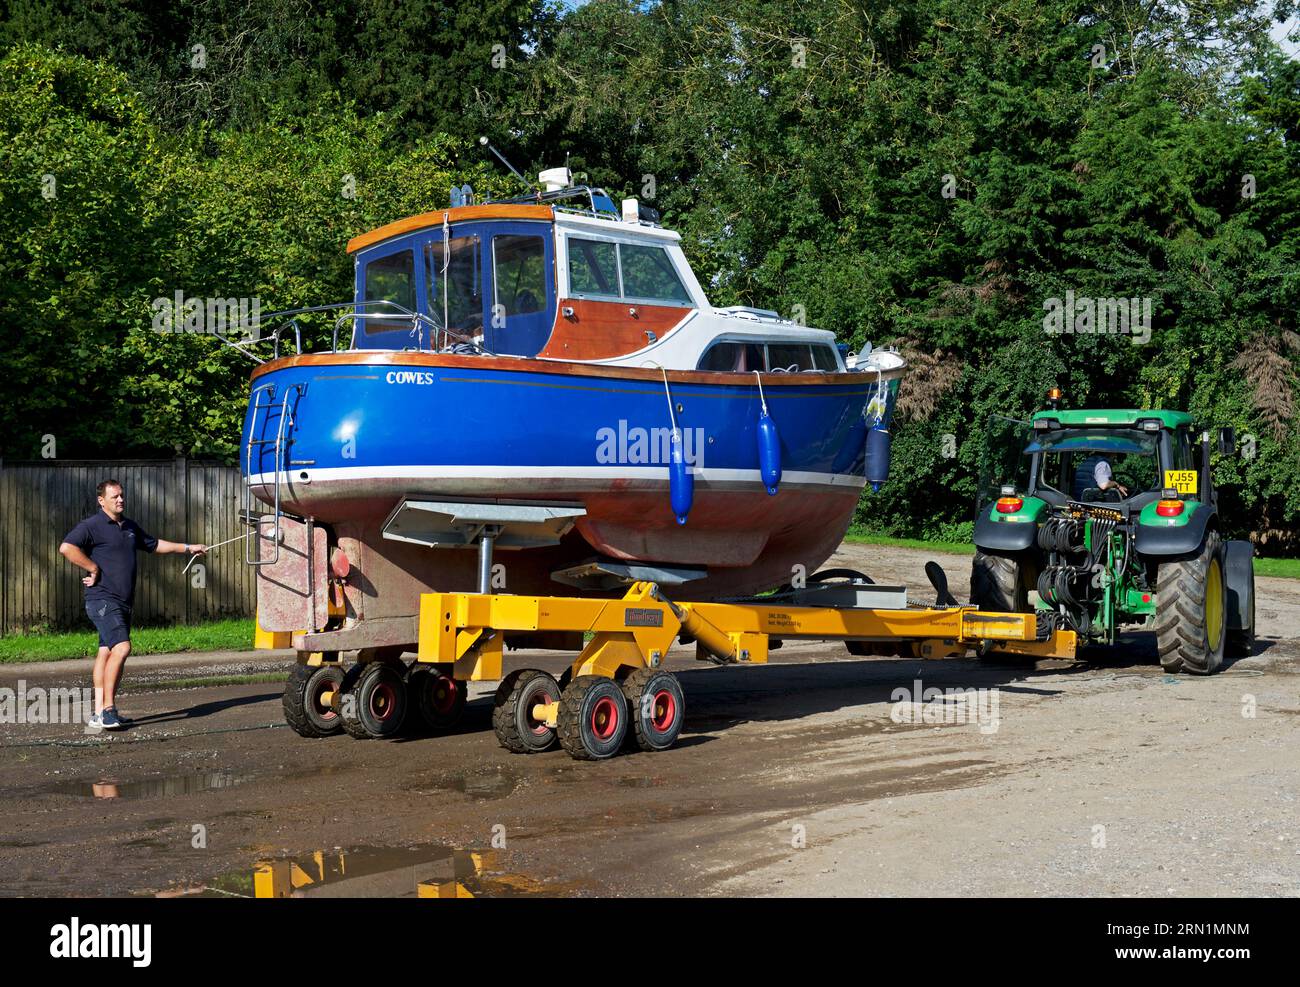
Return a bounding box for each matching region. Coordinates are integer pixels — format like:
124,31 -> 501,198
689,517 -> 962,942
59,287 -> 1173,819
347,193 -> 847,373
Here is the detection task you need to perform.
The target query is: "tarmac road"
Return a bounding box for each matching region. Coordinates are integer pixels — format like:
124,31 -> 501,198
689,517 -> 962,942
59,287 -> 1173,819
2,545 -> 1297,898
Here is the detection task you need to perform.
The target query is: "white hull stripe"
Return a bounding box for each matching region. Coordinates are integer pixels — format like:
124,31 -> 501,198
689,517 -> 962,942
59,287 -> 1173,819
248,465 -> 867,488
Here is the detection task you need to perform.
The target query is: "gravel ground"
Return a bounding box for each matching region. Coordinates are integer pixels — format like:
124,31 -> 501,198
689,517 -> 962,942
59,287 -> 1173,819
1,544 -> 1296,898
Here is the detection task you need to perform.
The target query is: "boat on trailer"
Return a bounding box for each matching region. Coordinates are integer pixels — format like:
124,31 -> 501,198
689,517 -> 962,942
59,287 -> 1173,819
236,169 -> 905,655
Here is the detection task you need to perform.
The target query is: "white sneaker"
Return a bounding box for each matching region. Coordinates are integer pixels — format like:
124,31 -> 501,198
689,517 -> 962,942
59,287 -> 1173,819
85,712 -> 104,732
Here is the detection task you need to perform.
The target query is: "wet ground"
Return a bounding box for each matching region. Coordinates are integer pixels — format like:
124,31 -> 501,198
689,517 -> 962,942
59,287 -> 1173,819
2,544 -> 1298,898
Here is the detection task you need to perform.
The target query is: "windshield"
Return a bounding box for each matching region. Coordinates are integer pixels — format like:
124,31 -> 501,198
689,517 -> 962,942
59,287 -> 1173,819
1028,429 -> 1160,499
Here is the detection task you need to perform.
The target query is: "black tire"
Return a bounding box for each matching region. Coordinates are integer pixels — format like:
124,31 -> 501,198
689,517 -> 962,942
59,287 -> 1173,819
620,668 -> 685,752
340,662 -> 408,738
557,675 -> 628,760
1226,563 -> 1256,659
1155,530 -> 1227,675
410,666 -> 467,732
282,662 -> 345,738
970,550 -> 1036,664
970,550 -> 1030,612
492,669 -> 561,753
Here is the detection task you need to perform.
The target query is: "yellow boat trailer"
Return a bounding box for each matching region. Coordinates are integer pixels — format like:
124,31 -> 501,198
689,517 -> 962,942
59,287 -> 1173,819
272,578 -> 1075,760
406,580 -> 1075,760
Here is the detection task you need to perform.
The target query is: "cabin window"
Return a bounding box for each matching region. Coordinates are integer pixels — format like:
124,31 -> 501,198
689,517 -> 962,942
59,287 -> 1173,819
568,238 -> 620,297
364,249 -> 415,332
425,236 -> 482,336
812,345 -> 840,371
698,341 -> 765,372
697,341 -> 840,373
493,235 -> 546,316
619,244 -> 691,303
567,237 -> 692,306
767,344 -> 817,372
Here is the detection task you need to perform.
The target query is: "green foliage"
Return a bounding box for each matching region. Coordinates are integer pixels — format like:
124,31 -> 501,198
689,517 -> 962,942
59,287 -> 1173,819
1,1 -> 1297,548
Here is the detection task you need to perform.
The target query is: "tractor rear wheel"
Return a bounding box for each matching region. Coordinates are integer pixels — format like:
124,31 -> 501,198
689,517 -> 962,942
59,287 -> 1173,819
970,550 -> 1031,613
1155,530 -> 1227,675
971,550 -> 1037,664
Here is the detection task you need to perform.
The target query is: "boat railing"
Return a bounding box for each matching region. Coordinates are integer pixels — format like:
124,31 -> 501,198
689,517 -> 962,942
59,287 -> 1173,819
217,299 -> 475,363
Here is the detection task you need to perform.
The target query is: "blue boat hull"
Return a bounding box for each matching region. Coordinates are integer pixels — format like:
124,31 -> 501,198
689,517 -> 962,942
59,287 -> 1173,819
243,354 -> 897,597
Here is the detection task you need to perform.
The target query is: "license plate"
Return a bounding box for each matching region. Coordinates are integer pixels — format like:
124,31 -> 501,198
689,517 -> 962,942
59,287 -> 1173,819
1163,469 -> 1198,495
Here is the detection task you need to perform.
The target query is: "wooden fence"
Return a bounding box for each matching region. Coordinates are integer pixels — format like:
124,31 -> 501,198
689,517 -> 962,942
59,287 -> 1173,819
0,460 -> 255,634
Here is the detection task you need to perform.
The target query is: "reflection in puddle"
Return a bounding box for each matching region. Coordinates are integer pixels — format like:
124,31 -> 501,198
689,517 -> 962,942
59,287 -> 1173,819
158,845 -> 566,899
424,769 -> 522,800
49,770 -> 254,800
617,776 -> 666,789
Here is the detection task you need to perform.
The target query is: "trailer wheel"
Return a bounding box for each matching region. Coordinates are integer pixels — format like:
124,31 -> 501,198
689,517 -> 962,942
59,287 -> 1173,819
493,669 -> 561,753
410,667 -> 467,732
1155,530 -> 1226,675
558,676 -> 628,760
283,662 -> 344,738
620,668 -> 685,752
340,662 -> 408,738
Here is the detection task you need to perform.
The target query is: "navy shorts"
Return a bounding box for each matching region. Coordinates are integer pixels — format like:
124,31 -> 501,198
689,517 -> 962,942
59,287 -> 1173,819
86,600 -> 132,649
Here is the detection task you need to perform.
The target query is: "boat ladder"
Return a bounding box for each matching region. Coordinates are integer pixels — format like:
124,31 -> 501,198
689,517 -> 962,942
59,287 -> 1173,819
243,380 -> 307,566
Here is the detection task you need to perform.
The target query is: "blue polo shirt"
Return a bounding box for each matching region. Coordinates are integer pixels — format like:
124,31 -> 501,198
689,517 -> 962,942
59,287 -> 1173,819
62,511 -> 158,607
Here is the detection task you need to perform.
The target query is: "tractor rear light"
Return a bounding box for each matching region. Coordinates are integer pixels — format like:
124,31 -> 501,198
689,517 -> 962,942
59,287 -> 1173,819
996,496 -> 1023,514
1156,500 -> 1184,517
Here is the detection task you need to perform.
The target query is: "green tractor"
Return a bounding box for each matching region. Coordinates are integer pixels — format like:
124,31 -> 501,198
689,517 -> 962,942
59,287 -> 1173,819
970,393 -> 1255,674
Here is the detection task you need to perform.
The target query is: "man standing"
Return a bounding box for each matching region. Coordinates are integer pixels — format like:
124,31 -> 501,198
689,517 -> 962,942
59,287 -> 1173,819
58,480 -> 206,730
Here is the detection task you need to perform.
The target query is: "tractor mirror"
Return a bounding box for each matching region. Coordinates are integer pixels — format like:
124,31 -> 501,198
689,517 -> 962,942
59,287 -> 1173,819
1217,427 -> 1236,457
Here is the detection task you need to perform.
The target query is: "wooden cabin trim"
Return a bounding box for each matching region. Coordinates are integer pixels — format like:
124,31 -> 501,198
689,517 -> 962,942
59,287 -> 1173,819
248,350 -> 875,389
346,204 -> 556,255
536,299 -> 692,360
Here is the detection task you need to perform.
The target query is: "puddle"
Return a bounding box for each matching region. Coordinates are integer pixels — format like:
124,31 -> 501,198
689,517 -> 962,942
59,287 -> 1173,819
44,770 -> 255,800
617,776 -> 667,788
427,768 -> 522,800
155,844 -> 575,899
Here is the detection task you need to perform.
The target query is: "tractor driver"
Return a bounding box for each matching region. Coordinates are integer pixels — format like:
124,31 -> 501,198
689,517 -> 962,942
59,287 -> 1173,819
1075,454 -> 1129,501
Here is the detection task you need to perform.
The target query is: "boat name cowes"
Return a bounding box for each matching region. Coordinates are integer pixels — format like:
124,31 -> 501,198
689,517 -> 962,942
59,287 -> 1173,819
385,371 -> 436,384
596,420 -> 706,466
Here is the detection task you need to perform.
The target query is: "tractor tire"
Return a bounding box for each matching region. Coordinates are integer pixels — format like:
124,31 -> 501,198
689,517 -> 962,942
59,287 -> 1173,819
1155,530 -> 1227,675
282,662 -> 345,738
557,675 -> 628,760
1225,545 -> 1256,659
970,550 -> 1031,613
1227,589 -> 1255,658
340,662 -> 408,738
620,668 -> 685,752
492,669 -> 561,753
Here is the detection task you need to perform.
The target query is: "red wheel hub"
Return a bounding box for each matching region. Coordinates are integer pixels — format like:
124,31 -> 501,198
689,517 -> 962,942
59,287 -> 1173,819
370,681 -> 396,720
650,690 -> 676,732
312,676 -> 338,721
431,675 -> 459,714
590,696 -> 619,740
527,690 -> 554,735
